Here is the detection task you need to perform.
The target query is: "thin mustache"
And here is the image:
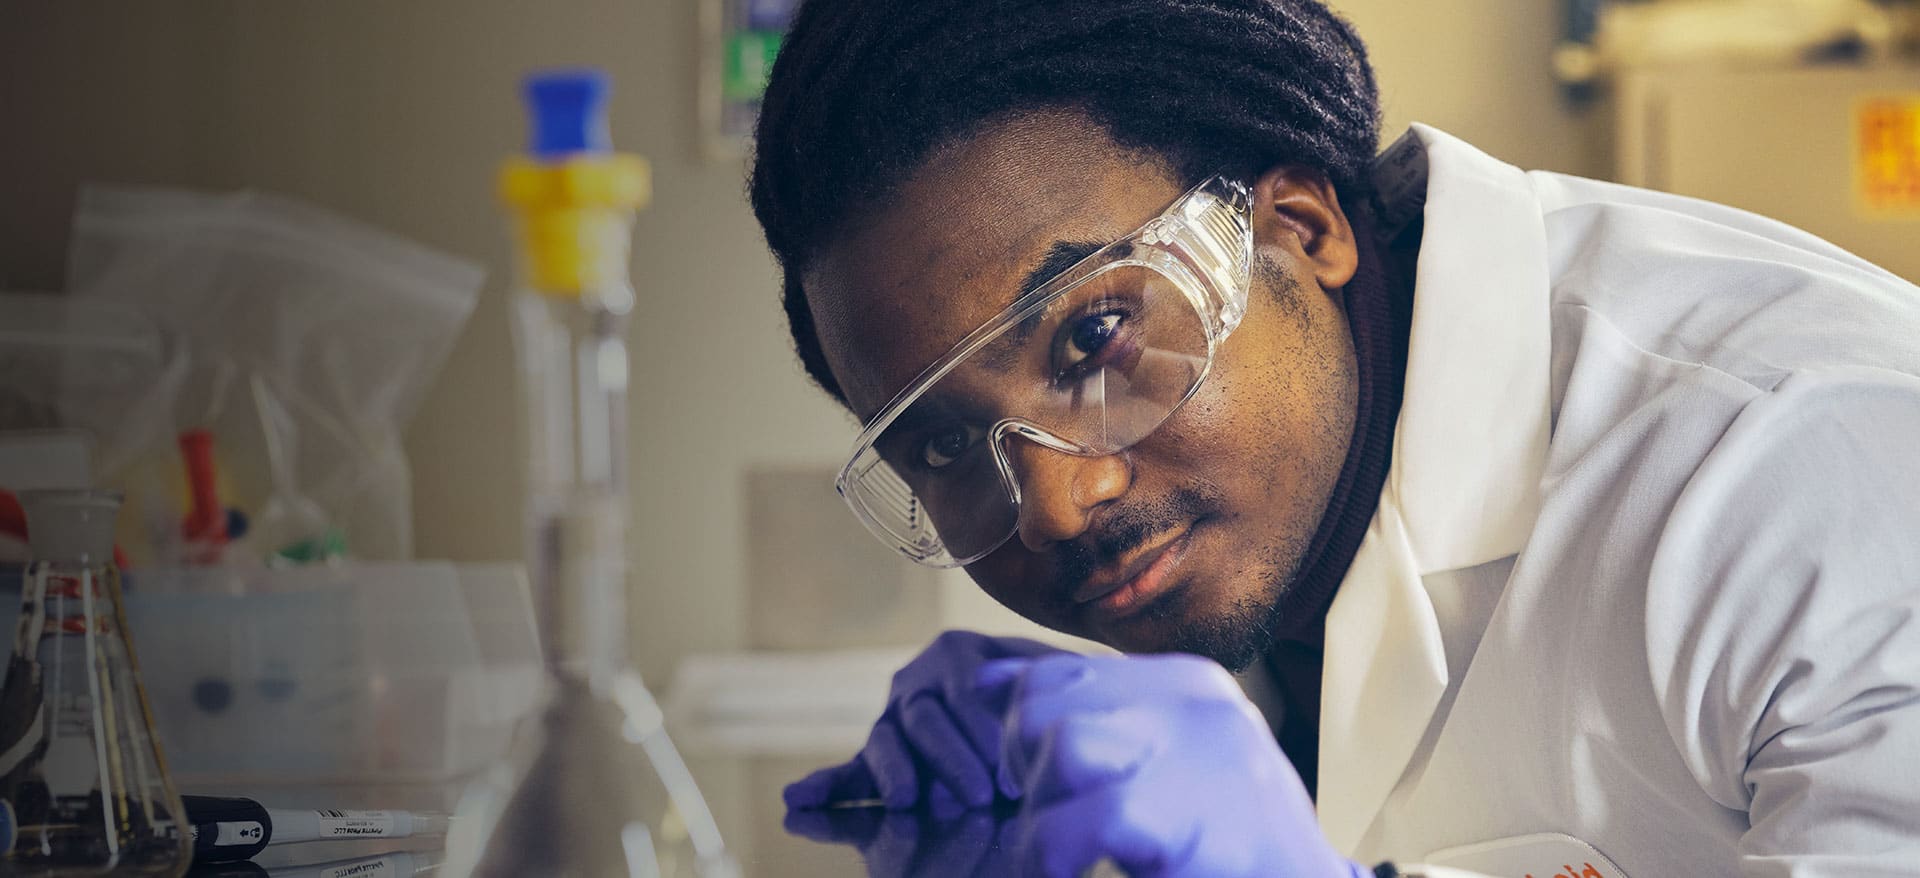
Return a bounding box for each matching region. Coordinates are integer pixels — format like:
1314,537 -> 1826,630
1051,486 -> 1220,594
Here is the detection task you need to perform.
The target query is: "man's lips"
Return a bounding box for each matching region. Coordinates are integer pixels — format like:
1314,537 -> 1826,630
1071,526 -> 1195,613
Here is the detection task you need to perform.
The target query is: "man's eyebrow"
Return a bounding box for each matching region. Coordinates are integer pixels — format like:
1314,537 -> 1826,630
1018,240 -> 1108,303
977,239 -> 1108,372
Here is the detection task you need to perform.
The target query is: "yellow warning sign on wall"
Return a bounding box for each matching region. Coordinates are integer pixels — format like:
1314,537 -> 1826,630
1857,96 -> 1920,216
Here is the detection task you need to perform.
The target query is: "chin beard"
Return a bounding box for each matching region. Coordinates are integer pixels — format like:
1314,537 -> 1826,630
1139,582 -> 1285,673
1136,545 -> 1329,672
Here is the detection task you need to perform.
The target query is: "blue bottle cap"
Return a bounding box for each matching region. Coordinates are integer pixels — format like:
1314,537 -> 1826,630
523,69 -> 613,159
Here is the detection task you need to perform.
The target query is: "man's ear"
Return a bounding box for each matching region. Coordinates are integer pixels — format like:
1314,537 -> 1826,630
1250,165 -> 1358,292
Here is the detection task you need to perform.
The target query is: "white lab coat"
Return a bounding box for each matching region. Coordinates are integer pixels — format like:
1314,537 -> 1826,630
1299,125 -> 1920,877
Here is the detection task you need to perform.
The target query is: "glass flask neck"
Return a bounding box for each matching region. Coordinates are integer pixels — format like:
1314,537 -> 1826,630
513,276 -> 637,685
19,489 -> 122,568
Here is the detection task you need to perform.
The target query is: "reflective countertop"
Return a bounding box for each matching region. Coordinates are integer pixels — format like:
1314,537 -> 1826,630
181,806 -> 1026,878
176,754 -> 1018,877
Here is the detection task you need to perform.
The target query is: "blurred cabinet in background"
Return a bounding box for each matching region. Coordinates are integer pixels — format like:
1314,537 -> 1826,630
1612,63 -> 1920,281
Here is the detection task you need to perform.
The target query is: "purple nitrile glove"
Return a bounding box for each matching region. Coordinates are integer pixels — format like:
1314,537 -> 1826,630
980,653 -> 1369,878
784,630 -> 1069,811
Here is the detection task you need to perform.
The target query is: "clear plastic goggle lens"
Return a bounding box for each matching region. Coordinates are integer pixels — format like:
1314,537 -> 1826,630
843,262 -> 1214,565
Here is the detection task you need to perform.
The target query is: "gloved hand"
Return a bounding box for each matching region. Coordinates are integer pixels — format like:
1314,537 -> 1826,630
785,630 -> 1069,811
979,653 -> 1368,878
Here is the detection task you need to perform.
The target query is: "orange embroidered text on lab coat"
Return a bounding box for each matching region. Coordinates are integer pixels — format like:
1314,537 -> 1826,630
1525,865 -> 1602,878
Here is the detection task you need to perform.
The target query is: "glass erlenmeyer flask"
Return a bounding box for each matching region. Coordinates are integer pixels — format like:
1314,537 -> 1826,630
0,490 -> 192,876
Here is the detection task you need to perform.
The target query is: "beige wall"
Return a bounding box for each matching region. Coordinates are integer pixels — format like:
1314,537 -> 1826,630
0,0 -> 1599,686
1,5 -> 208,290
1334,0 -> 1608,177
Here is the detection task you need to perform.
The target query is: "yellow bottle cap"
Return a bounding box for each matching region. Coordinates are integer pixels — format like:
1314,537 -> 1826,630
499,154 -> 651,297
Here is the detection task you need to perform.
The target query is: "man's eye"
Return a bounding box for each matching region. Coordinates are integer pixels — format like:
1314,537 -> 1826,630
1069,313 -> 1123,359
919,425 -> 979,470
1056,310 -> 1129,378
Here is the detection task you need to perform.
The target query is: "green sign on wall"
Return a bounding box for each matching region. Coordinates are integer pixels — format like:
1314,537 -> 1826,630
723,30 -> 782,102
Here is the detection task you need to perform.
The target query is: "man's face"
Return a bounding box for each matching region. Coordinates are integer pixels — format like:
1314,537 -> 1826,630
805,112 -> 1359,668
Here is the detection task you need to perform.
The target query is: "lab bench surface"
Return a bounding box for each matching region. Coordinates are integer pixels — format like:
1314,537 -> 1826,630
177,752 -> 1023,877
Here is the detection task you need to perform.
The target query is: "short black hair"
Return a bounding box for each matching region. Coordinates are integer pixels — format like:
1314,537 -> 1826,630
749,0 -> 1382,403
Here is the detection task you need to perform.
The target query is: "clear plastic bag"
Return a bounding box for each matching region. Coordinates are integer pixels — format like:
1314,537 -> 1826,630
65,186 -> 484,562
0,291 -> 189,564
0,293 -> 184,479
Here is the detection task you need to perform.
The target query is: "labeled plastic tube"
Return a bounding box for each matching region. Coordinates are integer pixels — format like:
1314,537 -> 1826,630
183,796 -> 450,864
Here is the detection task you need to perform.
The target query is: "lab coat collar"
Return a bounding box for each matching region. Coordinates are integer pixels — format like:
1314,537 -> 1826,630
1381,123 -> 1553,576
1316,125 -> 1553,853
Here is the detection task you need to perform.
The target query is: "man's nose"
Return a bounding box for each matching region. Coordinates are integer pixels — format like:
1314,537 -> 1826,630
1003,434 -> 1132,552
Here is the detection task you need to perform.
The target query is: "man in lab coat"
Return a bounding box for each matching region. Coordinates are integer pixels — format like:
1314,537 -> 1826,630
747,0 -> 1920,875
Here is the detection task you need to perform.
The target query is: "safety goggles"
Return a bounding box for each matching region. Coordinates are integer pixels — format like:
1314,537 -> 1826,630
836,176 -> 1254,567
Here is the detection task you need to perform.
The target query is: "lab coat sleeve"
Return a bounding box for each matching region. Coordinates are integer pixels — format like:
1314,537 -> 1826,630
1646,367 -> 1920,877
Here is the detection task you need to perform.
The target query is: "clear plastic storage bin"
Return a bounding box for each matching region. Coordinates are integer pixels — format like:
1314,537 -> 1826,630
0,561 -> 541,809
